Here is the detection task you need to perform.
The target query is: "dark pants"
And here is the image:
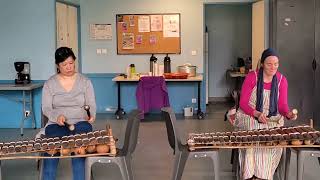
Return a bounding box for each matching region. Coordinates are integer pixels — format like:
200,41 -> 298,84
42,121 -> 92,180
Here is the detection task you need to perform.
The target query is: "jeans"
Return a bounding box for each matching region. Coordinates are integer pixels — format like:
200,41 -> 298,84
42,121 -> 92,180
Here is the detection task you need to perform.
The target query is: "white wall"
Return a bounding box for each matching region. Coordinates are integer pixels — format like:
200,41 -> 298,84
80,0 -> 204,74
0,0 -> 268,80
0,0 -> 56,80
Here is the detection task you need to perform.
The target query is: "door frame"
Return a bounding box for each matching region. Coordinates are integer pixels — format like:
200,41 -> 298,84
55,0 -> 82,73
203,0 -> 270,102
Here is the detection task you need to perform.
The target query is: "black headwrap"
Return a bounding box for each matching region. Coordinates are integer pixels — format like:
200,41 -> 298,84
256,48 -> 279,117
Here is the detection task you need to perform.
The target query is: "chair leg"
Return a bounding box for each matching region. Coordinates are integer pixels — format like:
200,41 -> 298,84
208,151 -> 220,180
113,157 -> 129,180
231,149 -> 240,180
231,149 -> 235,171
297,151 -> 306,180
284,148 -> 292,180
38,159 -> 43,180
125,156 -> 134,180
276,148 -> 286,180
85,158 -> 94,180
172,150 -> 189,180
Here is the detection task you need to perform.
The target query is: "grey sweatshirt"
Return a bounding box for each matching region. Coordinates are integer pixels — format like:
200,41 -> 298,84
42,73 -> 96,126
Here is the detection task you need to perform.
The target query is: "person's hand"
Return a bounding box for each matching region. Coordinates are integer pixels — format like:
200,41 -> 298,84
57,115 -> 66,126
286,111 -> 298,120
87,116 -> 95,124
254,111 -> 268,124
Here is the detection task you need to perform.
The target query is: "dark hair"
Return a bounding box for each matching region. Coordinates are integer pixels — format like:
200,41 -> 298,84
55,47 -> 76,65
55,47 -> 76,73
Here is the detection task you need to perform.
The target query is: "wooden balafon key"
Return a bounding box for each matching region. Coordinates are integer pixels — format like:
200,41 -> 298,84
0,124 -> 118,160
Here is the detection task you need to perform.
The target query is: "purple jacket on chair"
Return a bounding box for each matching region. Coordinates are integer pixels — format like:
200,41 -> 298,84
136,76 -> 170,117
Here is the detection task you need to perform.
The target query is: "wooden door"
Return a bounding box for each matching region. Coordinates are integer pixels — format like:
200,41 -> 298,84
56,2 -> 79,72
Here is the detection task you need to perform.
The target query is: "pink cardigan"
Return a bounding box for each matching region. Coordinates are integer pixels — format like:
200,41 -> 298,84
239,71 -> 289,117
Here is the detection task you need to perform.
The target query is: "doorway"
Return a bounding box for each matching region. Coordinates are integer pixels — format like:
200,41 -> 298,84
56,1 -> 81,72
204,0 -> 268,104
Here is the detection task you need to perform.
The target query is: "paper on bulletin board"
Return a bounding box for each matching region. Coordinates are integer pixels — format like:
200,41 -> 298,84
122,33 -> 134,49
150,15 -> 162,31
129,15 -> 135,26
136,35 -> 143,44
138,16 -> 150,32
149,35 -> 157,45
90,24 -> 112,40
163,15 -> 180,37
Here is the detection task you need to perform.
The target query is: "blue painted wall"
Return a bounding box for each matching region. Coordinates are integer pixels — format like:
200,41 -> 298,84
86,74 -> 205,114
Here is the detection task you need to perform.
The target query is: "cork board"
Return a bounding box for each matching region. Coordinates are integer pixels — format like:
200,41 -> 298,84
116,13 -> 181,54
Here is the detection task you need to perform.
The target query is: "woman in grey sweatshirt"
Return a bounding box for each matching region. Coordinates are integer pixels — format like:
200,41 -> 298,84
41,47 -> 96,180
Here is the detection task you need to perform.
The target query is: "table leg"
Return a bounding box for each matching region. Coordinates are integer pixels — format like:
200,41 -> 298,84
20,90 -> 26,136
197,81 -> 204,119
29,90 -> 36,129
0,160 -> 2,180
115,82 -> 125,119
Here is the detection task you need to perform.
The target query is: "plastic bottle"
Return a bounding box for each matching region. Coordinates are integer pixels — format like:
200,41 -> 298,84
130,64 -> 136,77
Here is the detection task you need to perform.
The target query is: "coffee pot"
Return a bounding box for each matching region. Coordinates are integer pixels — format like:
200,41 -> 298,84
163,54 -> 171,73
14,62 -> 31,84
149,54 -> 157,74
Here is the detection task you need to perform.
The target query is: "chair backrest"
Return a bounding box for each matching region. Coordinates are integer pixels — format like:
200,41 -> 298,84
121,110 -> 141,156
41,111 -> 49,127
161,107 -> 183,153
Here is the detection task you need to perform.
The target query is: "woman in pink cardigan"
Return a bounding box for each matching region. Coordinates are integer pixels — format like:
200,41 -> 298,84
235,48 -> 297,180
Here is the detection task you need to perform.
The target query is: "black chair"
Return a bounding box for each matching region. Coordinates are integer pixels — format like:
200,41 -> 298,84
85,110 -> 141,180
161,107 -> 220,180
285,147 -> 320,180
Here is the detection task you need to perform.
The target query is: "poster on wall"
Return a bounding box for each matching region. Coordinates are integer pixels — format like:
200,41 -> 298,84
138,16 -> 150,32
89,24 -> 112,40
163,15 -> 180,37
150,15 -> 162,31
122,33 -> 134,49
136,35 -> 143,44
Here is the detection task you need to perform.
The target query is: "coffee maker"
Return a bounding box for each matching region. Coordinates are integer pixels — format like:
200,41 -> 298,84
14,62 -> 31,84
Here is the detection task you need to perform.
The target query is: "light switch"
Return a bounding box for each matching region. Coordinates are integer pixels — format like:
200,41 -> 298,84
102,49 -> 107,54
191,50 -> 197,56
96,49 -> 102,54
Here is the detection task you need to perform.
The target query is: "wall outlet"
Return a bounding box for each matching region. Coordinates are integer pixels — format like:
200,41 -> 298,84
192,98 -> 197,103
101,48 -> 107,54
25,110 -> 30,117
96,49 -> 102,54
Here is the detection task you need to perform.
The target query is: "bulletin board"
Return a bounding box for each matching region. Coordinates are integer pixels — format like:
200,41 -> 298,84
116,13 -> 181,54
